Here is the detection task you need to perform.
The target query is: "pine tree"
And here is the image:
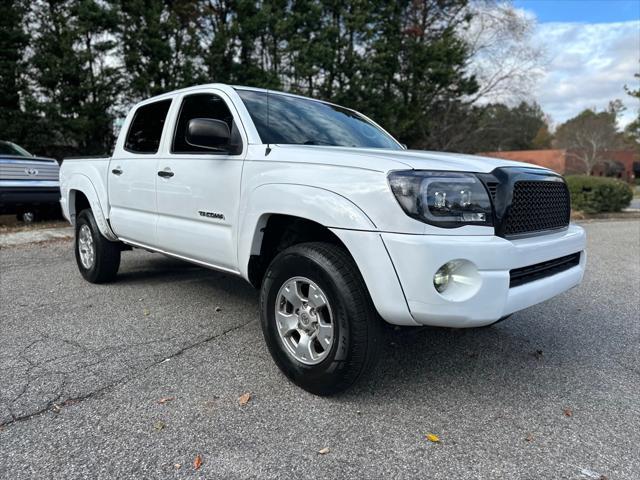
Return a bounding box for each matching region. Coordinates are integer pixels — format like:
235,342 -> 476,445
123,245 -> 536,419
200,0 -> 236,84
111,0 -> 204,101
353,0 -> 478,148
28,0 -> 121,156
0,0 -> 30,147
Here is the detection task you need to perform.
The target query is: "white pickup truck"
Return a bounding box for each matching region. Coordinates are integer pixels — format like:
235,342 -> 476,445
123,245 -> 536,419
60,84 -> 586,394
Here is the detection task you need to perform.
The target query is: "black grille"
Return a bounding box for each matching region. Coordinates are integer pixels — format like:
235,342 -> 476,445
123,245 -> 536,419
486,182 -> 498,201
503,181 -> 570,236
510,252 -> 581,288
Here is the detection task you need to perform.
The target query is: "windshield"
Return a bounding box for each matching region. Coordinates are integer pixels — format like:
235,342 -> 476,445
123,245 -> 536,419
0,141 -> 32,157
236,89 -> 401,150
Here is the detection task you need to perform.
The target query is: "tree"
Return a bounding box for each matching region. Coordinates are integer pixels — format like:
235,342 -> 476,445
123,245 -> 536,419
6,0 -> 552,158
434,101 -> 551,153
111,0 -> 204,102
624,72 -> 639,145
462,1 -> 544,103
27,0 -> 121,157
199,0 -> 481,150
354,0 -> 479,149
472,101 -> 549,152
531,124 -> 553,149
409,1 -> 545,151
553,104 -> 623,175
0,0 -> 30,147
200,0 -> 240,85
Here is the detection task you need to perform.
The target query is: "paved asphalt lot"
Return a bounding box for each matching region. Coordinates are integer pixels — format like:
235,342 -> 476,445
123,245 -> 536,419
0,220 -> 638,479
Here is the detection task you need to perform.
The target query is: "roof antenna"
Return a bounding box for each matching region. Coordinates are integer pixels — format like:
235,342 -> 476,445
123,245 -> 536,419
265,88 -> 272,156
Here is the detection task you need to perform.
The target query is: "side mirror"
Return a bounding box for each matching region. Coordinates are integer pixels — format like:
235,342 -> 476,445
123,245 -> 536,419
186,118 -> 231,151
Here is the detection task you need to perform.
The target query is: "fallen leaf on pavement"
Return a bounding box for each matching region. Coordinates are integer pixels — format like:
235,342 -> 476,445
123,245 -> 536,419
563,408 -> 573,417
239,393 -> 251,406
525,433 -> 533,442
194,455 -> 202,470
318,447 -> 330,455
426,433 -> 440,443
154,421 -> 166,431
174,464 -> 181,470
579,468 -> 606,479
158,397 -> 175,405
143,308 -> 150,316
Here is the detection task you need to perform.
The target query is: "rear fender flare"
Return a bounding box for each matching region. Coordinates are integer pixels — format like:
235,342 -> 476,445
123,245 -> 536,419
67,174 -> 118,241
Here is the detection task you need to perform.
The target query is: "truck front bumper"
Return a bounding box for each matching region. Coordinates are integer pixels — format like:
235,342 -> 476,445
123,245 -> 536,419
332,224 -> 586,328
0,184 -> 61,214
382,224 -> 586,327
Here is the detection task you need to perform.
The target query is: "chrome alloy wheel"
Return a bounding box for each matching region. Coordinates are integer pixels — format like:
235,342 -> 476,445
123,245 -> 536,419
78,224 -> 95,269
275,277 -> 334,365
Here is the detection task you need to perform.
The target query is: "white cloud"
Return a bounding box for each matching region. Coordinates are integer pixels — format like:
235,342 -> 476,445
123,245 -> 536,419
532,20 -> 640,128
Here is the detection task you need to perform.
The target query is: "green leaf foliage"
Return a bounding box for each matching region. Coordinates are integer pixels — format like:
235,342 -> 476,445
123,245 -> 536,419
566,175 -> 633,214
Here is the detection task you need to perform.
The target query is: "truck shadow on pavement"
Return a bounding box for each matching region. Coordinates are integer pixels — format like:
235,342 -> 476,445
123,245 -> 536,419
112,252 -> 578,404
115,254 -> 259,298
346,314 -> 584,406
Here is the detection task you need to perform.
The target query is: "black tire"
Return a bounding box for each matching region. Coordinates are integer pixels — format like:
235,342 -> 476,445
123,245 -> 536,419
74,209 -> 121,283
260,242 -> 382,396
16,211 -> 35,223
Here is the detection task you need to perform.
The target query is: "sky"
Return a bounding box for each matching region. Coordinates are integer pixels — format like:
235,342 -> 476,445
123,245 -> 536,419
513,0 -> 640,128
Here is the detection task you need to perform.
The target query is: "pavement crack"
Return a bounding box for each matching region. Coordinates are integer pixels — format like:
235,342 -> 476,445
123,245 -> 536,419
158,319 -> 255,363
0,319 -> 256,428
39,331 -> 88,352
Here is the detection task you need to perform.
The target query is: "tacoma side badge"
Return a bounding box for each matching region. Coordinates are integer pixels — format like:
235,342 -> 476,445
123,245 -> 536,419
198,211 -> 225,220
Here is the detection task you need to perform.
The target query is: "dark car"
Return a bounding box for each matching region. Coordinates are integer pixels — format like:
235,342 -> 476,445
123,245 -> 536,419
0,141 -> 61,221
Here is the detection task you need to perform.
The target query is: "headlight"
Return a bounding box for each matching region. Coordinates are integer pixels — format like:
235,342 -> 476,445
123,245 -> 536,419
388,171 -> 493,227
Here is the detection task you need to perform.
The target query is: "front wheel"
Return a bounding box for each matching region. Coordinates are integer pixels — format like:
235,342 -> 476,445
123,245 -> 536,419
260,242 -> 382,396
74,209 -> 121,283
16,211 -> 35,223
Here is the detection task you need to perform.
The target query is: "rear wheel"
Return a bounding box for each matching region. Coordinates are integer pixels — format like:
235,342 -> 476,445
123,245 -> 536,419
260,242 -> 382,395
75,209 -> 121,283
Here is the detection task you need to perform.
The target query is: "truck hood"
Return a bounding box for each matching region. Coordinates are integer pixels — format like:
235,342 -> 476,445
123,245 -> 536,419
273,145 -> 550,174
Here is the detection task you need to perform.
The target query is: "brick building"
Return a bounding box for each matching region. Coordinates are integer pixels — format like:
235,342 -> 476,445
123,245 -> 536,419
480,149 -> 639,181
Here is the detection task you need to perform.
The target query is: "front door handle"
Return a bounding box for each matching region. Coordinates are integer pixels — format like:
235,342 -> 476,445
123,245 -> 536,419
157,169 -> 174,178
111,167 -> 123,175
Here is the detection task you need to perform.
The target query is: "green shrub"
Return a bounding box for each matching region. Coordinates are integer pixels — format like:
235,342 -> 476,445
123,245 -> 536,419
565,175 -> 633,214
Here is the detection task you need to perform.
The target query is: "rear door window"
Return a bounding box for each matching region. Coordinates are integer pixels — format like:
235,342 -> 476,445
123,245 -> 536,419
124,99 -> 172,154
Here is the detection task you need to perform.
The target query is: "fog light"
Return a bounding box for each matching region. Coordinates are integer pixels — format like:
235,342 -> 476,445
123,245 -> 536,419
433,259 -> 482,301
433,261 -> 461,293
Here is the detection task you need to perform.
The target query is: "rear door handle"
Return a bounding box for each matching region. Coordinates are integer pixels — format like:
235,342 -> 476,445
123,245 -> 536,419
157,169 -> 174,178
111,167 -> 123,175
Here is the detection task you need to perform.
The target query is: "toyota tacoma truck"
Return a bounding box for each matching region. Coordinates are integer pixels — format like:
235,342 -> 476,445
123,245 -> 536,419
59,84 -> 586,395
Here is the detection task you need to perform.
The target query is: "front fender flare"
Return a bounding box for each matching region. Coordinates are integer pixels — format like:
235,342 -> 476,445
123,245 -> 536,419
237,183 -> 376,279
